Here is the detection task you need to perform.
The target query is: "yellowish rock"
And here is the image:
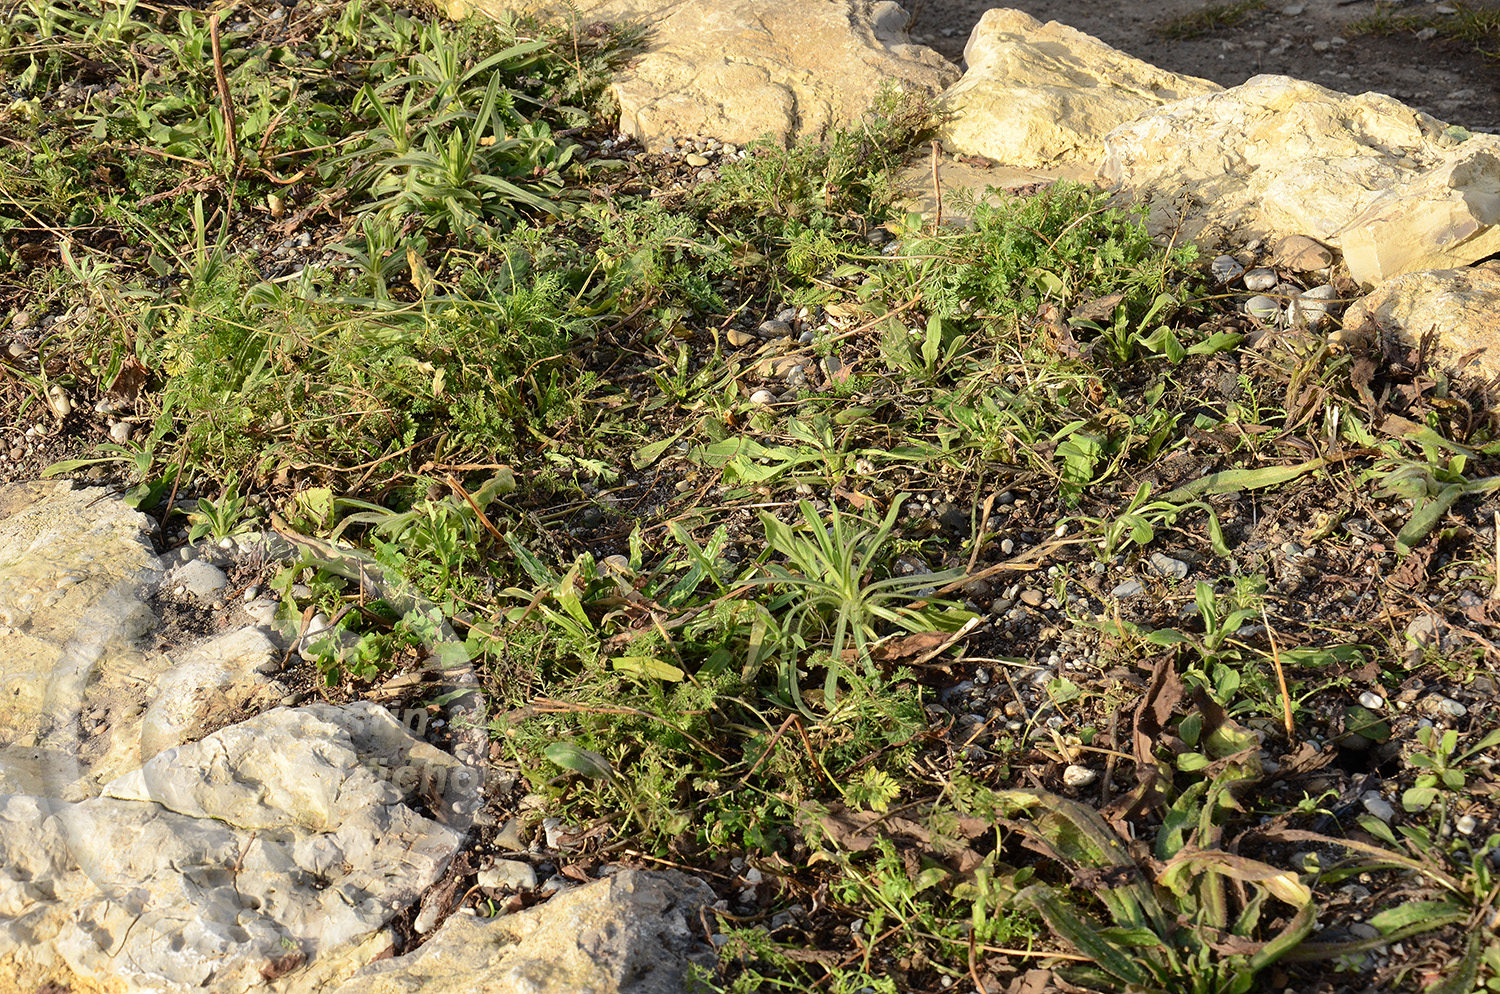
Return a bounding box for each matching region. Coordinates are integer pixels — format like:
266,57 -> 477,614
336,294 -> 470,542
1342,262 -> 1500,378
439,0 -> 958,147
1334,141 -> 1500,287
940,8 -> 1217,169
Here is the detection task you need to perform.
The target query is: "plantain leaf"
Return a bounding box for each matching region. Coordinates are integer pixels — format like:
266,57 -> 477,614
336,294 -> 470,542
610,655 -> 686,682
544,742 -> 615,780
1015,884 -> 1153,989
1160,459 -> 1325,504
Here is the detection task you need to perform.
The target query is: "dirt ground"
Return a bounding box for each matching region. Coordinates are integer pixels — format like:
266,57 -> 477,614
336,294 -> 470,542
905,0 -> 1500,134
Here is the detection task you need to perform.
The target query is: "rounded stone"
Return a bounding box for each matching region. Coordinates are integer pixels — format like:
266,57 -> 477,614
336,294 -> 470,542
1244,295 -> 1280,322
1242,268 -> 1278,292
1063,765 -> 1097,787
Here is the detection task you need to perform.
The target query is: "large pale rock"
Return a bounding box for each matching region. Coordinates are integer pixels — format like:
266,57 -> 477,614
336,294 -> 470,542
1343,262 -> 1500,378
0,483 -> 287,800
1101,76 -> 1500,285
1335,141 -> 1500,287
0,481 -> 161,796
0,703 -> 472,993
940,9 -> 1218,169
442,0 -> 959,147
333,870 -> 717,994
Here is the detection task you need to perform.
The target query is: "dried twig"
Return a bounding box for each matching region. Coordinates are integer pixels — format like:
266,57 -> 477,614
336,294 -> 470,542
1262,606 -> 1296,742
931,139 -> 943,228
209,13 -> 240,173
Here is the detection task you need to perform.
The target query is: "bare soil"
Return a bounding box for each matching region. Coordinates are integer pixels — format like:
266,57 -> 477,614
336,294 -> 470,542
906,0 -> 1500,134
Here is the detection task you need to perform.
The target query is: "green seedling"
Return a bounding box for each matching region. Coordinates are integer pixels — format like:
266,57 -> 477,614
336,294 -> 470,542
739,496 -> 968,712
1403,725 -> 1500,812
187,479 -> 258,543
995,784 -> 1315,994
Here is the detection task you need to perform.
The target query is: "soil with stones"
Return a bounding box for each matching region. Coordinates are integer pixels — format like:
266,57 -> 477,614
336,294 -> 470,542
908,0 -> 1500,134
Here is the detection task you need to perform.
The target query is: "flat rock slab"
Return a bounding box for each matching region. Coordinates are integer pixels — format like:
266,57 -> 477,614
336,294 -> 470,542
940,8 -> 1218,169
1335,139 -> 1500,288
333,869 -> 717,994
1344,262 -> 1500,379
442,0 -> 959,147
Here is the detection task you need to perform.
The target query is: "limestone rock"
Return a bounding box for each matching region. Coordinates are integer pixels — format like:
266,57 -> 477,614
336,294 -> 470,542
136,626 -> 283,762
333,869 -> 717,994
1100,75 -> 1500,281
0,703 -> 470,993
0,481 -> 161,797
440,0 -> 959,147
0,484 -> 293,800
1343,262 -> 1500,379
941,9 -> 1218,169
1334,140 -> 1500,287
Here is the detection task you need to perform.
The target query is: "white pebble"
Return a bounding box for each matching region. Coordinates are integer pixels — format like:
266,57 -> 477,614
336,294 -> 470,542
1242,268 -> 1278,292
1063,765 -> 1097,787
1358,691 -> 1385,710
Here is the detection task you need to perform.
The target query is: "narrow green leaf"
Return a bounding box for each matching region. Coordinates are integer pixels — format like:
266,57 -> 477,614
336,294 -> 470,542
1396,482 -> 1464,556
1160,459 -> 1325,503
632,425 -> 690,469
1369,900 -> 1467,934
611,655 -> 686,682
1016,885 -> 1153,988
544,742 -> 614,780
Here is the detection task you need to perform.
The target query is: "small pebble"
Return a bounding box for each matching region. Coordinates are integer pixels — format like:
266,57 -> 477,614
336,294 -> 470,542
1361,791 -> 1396,823
1148,552 -> 1189,580
1020,589 -> 1044,607
1456,814 -> 1477,836
1242,267 -> 1277,292
1244,295 -> 1280,322
1291,284 -> 1338,329
726,328 -> 756,347
1111,579 -> 1145,599
477,859 -> 537,892
749,389 -> 777,405
1424,696 -> 1468,719
1275,234 -> 1334,271
1211,255 -> 1244,284
1358,691 -> 1385,710
1063,765 -> 1097,787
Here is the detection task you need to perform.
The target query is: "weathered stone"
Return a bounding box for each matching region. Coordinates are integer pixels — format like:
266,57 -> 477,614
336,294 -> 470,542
137,626 -> 282,762
0,482 -> 162,798
941,9 -> 1217,169
332,870 -> 717,994
167,557 -> 229,601
1273,234 -> 1334,271
1100,75 -> 1498,278
442,0 -> 959,148
1343,262 -> 1500,377
1334,140 -> 1500,287
0,703 -> 469,993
